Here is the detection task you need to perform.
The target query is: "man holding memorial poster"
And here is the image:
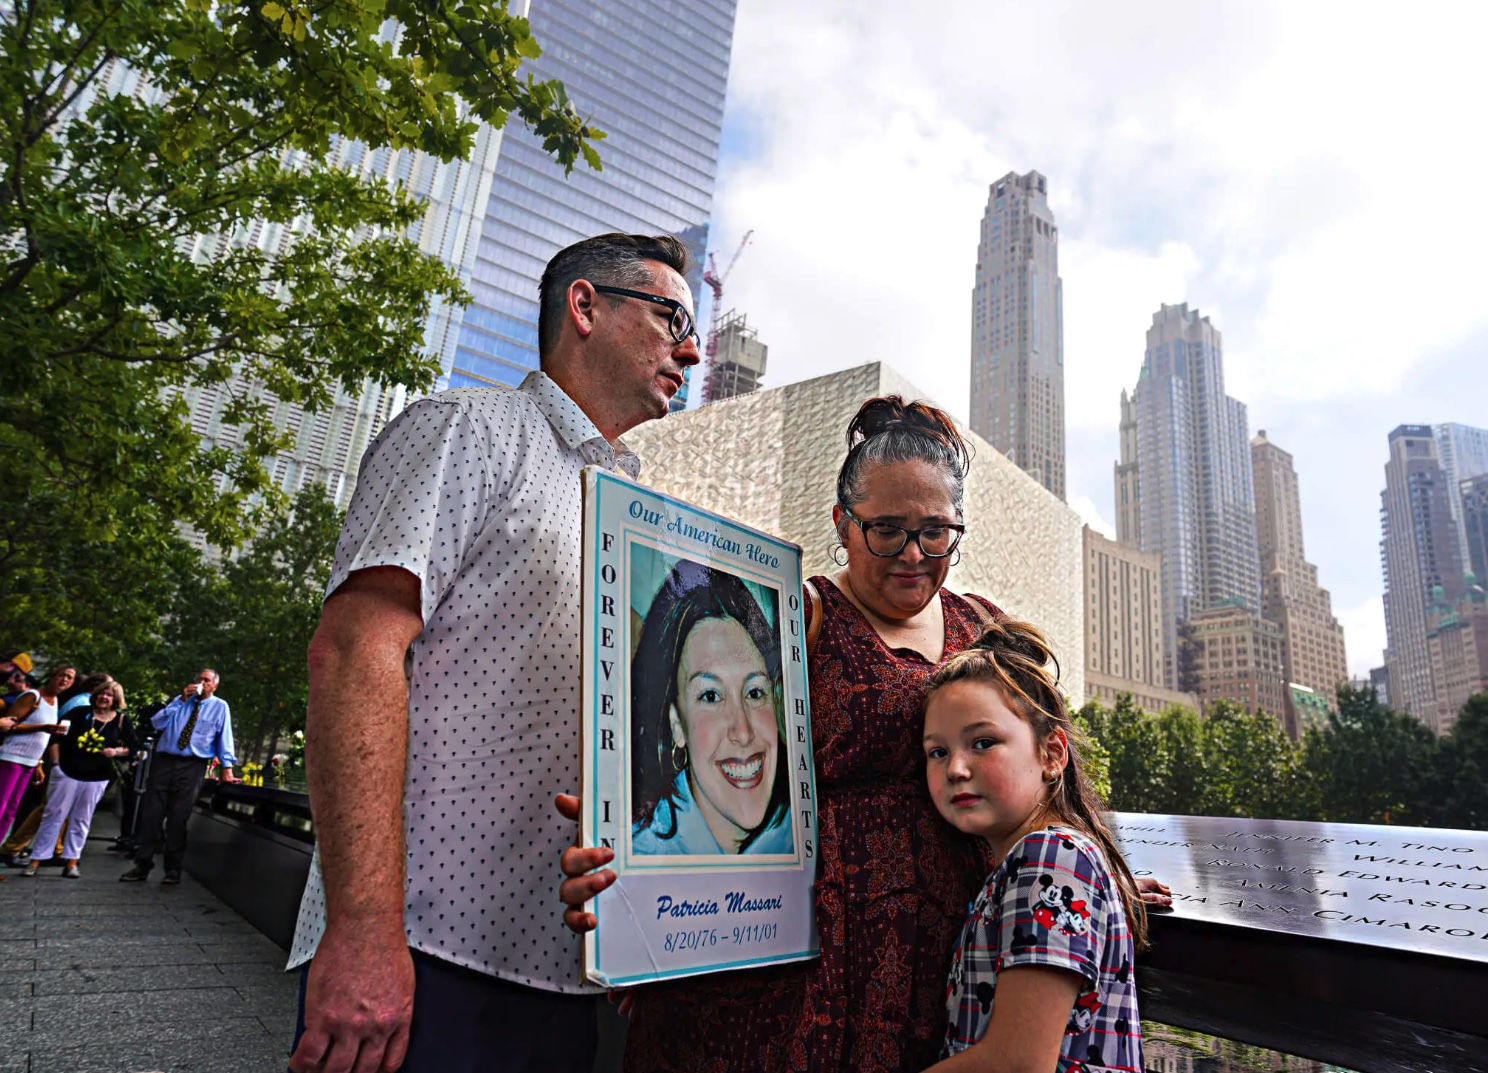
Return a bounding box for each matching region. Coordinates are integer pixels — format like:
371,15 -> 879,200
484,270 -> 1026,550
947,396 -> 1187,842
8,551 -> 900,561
579,467 -> 818,986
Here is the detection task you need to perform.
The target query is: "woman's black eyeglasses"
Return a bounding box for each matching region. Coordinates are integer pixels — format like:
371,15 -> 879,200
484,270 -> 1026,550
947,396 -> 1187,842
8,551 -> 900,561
839,506 -> 965,558
592,285 -> 699,346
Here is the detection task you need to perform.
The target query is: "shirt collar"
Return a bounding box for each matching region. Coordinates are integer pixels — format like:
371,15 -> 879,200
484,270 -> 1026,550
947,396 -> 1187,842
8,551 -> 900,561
669,771 -> 725,853
518,371 -> 642,479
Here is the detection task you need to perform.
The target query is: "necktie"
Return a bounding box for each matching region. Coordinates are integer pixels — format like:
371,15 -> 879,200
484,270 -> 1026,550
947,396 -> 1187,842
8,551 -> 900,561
177,697 -> 203,752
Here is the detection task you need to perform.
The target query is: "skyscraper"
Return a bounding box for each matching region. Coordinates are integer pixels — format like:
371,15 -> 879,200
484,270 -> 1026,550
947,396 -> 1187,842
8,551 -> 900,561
449,0 -> 737,409
1250,430 -> 1348,733
1116,304 -> 1261,687
1380,425 -> 1466,729
1433,422 -> 1488,574
1082,527 -> 1196,714
180,2 -> 738,515
1113,390 -> 1140,545
1463,472 -> 1488,583
969,170 -> 1065,499
179,124 -> 507,509
1182,603 -> 1288,722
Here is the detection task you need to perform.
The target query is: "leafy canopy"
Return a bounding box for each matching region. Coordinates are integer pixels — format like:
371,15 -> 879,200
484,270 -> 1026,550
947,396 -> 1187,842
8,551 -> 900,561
0,0 -> 600,645
1082,687 -> 1486,831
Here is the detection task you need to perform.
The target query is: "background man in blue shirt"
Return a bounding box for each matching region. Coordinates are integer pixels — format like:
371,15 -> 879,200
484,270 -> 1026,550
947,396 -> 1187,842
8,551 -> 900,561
120,668 -> 240,885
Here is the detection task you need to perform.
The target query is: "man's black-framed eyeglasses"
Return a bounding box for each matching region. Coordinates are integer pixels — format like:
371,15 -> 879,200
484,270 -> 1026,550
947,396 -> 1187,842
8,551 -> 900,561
592,285 -> 699,346
840,506 -> 965,558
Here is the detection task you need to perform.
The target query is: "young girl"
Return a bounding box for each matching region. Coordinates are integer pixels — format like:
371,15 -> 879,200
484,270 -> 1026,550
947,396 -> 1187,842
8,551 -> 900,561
921,618 -> 1146,1073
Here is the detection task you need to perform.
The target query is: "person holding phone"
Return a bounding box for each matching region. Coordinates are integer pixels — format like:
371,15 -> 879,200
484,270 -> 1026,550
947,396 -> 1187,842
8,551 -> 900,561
119,669 -> 238,885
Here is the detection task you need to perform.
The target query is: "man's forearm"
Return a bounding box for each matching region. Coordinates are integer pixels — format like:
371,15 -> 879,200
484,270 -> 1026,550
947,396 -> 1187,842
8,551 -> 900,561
305,585 -> 420,927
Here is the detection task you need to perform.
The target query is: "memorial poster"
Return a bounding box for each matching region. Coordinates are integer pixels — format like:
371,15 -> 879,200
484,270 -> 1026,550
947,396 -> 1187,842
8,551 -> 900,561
579,467 -> 820,987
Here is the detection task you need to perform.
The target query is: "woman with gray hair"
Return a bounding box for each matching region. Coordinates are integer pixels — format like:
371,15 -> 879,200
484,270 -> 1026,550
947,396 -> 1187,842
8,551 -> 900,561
23,681 -> 135,878
562,395 -> 1174,1070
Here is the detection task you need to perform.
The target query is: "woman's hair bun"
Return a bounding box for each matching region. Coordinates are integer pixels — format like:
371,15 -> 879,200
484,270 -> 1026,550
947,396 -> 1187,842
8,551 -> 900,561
845,396 -> 970,470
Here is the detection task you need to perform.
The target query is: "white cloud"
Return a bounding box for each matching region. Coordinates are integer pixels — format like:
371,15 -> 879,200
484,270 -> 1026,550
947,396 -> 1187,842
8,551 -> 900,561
1070,495 -> 1115,540
1335,595 -> 1387,681
710,0 -> 1488,618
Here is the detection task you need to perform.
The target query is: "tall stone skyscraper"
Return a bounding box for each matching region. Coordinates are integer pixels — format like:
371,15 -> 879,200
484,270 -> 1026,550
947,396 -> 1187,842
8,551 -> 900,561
1381,425 -> 1467,729
449,0 -> 737,410
1115,304 -> 1261,687
969,170 -> 1065,499
1082,527 -> 1196,714
1250,430 -> 1348,732
1114,389 -> 1140,544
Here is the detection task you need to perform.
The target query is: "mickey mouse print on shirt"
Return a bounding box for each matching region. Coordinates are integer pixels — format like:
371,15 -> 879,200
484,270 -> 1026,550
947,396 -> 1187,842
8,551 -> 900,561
940,826 -> 1144,1072
1032,873 -> 1092,938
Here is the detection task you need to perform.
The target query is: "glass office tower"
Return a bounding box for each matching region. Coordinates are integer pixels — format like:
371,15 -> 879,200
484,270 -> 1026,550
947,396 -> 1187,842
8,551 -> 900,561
450,0 -> 737,410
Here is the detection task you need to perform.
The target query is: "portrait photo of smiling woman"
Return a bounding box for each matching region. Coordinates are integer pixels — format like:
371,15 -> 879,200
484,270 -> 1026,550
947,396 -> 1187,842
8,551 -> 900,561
629,553 -> 792,856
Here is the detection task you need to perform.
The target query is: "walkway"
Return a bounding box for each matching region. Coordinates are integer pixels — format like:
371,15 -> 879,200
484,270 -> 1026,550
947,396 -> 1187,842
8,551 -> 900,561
0,813 -> 297,1073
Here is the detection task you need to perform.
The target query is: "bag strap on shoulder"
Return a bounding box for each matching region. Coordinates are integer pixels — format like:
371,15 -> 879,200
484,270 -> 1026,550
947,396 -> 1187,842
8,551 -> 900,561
804,578 -> 824,658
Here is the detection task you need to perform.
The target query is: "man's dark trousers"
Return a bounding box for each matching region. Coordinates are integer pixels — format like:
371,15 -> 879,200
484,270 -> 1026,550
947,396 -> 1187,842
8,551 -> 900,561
291,950 -> 599,1073
133,752 -> 210,874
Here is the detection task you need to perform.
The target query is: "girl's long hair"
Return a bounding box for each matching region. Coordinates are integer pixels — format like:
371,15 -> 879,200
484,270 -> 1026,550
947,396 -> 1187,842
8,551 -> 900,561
631,558 -> 789,852
925,617 -> 1148,949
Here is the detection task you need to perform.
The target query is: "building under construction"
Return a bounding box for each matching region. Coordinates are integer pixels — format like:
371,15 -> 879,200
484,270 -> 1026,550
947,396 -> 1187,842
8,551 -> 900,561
703,310 -> 769,404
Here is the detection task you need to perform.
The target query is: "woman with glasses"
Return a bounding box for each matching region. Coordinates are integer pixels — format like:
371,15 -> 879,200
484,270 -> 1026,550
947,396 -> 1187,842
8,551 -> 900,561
561,396 -> 1169,1071
563,399 -> 984,1067
622,396 -> 1002,1071
23,681 -> 134,878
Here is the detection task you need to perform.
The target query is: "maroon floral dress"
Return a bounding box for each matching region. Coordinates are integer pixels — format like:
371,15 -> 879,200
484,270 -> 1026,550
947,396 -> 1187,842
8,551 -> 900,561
623,577 -> 999,1073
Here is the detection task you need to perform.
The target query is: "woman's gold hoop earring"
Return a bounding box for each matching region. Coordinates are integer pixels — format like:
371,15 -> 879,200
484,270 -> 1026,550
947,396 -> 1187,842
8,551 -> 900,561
671,744 -> 689,773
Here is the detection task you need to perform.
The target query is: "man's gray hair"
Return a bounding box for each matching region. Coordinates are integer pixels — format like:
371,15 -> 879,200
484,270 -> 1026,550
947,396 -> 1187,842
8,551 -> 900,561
537,233 -> 691,360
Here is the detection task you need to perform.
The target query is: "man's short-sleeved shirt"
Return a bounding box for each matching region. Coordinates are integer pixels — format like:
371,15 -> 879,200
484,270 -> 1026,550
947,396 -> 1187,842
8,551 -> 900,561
287,372 -> 641,994
943,826 -> 1143,1072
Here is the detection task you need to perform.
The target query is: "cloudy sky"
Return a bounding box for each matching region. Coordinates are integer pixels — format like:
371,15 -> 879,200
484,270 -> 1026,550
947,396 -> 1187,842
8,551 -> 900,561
703,0 -> 1488,677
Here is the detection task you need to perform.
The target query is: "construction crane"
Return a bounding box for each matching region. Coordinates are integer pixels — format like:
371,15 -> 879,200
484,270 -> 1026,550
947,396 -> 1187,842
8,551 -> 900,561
700,230 -> 753,405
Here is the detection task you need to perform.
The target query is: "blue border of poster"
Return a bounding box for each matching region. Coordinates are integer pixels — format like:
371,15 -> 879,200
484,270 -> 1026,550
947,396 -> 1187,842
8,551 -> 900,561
580,467 -> 820,987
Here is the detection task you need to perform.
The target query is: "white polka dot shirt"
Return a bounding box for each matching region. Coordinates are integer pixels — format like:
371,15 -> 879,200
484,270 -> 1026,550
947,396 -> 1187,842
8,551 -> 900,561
287,371 -> 641,994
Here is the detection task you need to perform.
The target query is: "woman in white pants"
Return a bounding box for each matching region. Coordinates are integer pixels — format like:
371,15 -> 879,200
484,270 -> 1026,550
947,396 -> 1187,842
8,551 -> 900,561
24,682 -> 135,878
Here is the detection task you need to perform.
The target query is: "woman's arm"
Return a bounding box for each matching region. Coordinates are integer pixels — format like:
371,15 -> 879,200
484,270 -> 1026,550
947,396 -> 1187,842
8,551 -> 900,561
923,966 -> 1081,1073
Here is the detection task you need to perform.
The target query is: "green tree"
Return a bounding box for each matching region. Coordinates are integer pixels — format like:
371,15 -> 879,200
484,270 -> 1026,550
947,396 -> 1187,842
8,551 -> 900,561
1070,702 -> 1112,802
0,0 -> 602,641
166,484 -> 342,762
1430,692 -> 1488,830
1151,704 -> 1207,814
1195,701 -> 1302,819
1300,684 -> 1439,825
2,496 -> 207,696
1086,693 -> 1171,813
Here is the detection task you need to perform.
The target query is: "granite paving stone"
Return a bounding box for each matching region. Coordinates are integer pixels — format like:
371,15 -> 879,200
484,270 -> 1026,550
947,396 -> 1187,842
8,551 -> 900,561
33,1036 -> 292,1073
24,1011 -> 272,1052
37,939 -> 221,968
32,962 -> 239,995
3,816 -> 300,1070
